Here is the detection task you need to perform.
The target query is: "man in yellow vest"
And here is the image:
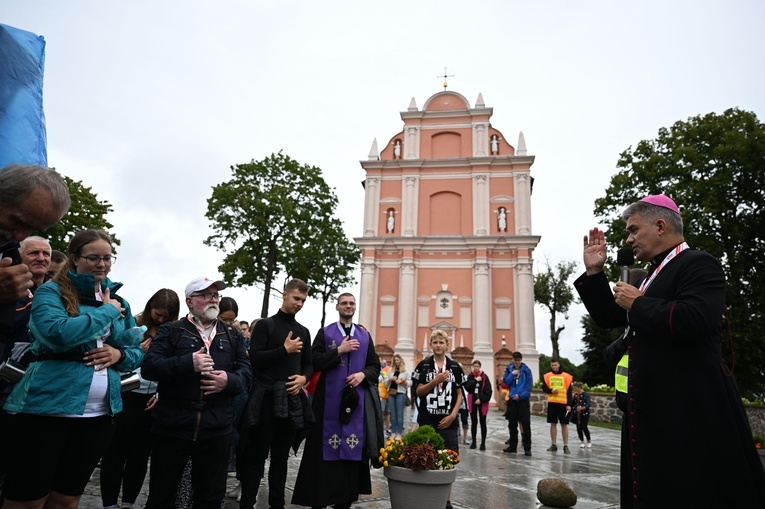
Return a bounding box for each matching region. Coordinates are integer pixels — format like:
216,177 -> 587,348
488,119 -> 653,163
541,359 -> 573,454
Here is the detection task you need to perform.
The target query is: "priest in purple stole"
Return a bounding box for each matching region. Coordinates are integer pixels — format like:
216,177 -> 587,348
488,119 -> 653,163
292,293 -> 382,509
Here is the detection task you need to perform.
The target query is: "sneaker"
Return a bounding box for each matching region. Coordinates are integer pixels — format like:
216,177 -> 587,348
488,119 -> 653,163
226,482 -> 241,499
524,450 -> 532,456
579,442 -> 586,448
445,502 -> 453,509
505,438 -> 511,444
503,446 -> 516,453
563,445 -> 571,454
546,444 -> 558,452
479,444 -> 486,451
586,443 -> 592,449
469,442 -> 476,449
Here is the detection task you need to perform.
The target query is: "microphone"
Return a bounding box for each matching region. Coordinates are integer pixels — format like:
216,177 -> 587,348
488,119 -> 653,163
617,246 -> 634,282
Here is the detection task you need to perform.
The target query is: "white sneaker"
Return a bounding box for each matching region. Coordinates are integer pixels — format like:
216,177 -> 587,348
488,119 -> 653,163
579,442 -> 586,448
586,443 -> 592,449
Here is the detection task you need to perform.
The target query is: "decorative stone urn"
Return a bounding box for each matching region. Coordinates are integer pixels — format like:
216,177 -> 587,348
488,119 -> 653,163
383,466 -> 457,509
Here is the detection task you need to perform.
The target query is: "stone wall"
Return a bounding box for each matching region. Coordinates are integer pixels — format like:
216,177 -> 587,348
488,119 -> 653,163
527,389 -> 765,436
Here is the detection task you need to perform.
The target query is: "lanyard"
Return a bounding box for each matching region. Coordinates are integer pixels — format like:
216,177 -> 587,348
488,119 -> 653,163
638,242 -> 690,294
625,242 -> 689,335
435,357 -> 447,391
187,313 -> 217,352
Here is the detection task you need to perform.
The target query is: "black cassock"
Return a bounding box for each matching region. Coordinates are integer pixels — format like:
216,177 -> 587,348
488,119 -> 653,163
575,248 -> 765,508
291,325 -> 381,507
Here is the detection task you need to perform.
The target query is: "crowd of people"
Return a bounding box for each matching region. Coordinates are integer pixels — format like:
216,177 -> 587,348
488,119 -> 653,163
1,164 -> 764,509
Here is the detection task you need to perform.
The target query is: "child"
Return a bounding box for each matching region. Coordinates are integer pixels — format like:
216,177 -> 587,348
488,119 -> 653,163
413,330 -> 465,509
572,381 -> 592,448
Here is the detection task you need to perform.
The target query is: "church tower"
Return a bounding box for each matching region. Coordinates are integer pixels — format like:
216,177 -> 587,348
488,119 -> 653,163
356,90 -> 540,392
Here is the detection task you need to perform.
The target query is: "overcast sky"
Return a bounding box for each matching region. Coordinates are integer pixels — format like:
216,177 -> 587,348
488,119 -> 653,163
3,1 -> 764,364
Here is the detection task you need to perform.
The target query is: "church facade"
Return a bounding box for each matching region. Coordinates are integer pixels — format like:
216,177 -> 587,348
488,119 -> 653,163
355,90 -> 540,394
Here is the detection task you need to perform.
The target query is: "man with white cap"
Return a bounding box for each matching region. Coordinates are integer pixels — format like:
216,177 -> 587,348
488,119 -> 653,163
575,195 -> 765,508
142,277 -> 252,509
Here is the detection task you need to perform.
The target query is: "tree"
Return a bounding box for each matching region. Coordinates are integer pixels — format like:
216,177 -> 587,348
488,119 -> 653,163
205,152 -> 358,318
577,315 -> 622,386
283,216 -> 360,328
591,108 -> 765,398
42,175 -> 118,252
534,260 -> 578,360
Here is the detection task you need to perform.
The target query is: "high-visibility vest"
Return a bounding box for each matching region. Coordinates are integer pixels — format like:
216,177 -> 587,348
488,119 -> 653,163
615,354 -> 629,394
544,371 -> 573,404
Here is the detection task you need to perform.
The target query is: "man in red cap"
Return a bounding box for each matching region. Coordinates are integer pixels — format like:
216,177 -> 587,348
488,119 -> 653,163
575,195 -> 765,508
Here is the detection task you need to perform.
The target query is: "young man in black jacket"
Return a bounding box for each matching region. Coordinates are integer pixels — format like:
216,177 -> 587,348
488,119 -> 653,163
239,278 -> 313,509
142,277 -> 252,509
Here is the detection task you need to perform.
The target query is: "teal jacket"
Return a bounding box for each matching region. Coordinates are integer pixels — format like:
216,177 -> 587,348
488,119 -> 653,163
4,271 -> 144,416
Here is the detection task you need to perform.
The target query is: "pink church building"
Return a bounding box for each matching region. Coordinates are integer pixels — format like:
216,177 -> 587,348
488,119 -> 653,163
355,90 -> 541,392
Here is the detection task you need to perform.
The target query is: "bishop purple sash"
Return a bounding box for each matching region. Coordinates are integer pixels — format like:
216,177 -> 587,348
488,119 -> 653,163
322,322 -> 369,461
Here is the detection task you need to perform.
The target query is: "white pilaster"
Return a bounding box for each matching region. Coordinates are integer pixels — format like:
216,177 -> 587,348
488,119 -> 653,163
472,262 -> 492,350
473,122 -> 488,156
405,127 -> 420,159
396,262 -> 416,349
515,173 -> 531,235
363,177 -> 379,237
402,176 -> 418,236
473,174 -> 489,236
359,259 -> 377,330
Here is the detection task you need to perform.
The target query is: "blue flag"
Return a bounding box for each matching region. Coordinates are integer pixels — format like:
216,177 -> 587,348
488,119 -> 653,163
0,23 -> 47,168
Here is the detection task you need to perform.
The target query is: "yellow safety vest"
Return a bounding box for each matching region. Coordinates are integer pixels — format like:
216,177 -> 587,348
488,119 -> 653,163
615,353 -> 629,394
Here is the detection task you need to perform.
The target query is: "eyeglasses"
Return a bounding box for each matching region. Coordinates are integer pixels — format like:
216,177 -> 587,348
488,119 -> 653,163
80,255 -> 116,265
192,292 -> 222,302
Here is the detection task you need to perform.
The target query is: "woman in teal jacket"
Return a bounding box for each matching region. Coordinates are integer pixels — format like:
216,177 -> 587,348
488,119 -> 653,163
2,229 -> 144,509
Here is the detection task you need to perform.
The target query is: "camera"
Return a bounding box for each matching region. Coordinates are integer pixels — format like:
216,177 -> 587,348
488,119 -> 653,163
120,372 -> 141,392
0,242 -> 22,266
0,359 -> 26,383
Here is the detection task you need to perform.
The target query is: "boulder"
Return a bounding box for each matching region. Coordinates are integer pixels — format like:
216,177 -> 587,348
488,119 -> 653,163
537,478 -> 577,508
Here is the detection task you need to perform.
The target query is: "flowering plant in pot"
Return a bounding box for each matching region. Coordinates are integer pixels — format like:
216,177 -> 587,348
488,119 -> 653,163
379,425 -> 459,471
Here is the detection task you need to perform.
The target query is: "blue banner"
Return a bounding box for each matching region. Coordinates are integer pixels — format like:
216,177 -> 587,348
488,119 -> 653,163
0,23 -> 47,168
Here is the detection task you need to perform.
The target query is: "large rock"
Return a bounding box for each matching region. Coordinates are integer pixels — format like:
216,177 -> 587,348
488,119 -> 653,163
537,478 -> 577,508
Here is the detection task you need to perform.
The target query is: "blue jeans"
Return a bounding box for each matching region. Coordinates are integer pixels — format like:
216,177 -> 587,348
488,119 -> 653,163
389,392 -> 407,435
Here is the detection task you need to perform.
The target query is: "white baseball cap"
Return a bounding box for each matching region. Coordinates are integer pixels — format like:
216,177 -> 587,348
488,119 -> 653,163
185,277 -> 226,297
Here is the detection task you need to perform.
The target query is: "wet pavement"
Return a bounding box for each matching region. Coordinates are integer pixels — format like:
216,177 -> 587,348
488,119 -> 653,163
81,410 -> 622,508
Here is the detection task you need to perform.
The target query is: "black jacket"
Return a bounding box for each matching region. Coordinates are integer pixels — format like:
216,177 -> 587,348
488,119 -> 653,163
142,317 -> 252,440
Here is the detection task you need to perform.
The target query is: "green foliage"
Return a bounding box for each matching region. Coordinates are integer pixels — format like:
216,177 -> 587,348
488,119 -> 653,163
41,175 -> 118,252
402,424 -> 445,450
537,353 -> 580,382
205,152 -> 359,318
534,259 -> 579,360
284,216 -> 360,328
577,314 -> 623,386
379,425 -> 459,471
590,108 -> 765,399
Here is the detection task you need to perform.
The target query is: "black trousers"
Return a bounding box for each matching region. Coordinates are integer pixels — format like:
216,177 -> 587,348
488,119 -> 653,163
145,433 -> 230,509
505,398 -> 531,452
239,418 -> 296,509
469,404 -> 487,445
100,391 -> 155,505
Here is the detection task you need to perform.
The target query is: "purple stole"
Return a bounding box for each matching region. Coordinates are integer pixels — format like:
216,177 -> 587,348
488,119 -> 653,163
322,322 -> 369,461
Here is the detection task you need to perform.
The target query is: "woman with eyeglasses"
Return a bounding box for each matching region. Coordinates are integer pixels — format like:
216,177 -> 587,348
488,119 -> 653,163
2,229 -> 144,509
100,288 -> 180,509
